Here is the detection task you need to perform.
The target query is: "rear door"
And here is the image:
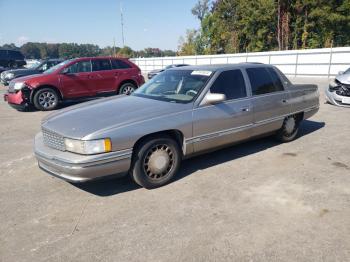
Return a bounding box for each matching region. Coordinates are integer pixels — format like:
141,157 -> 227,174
245,67 -> 291,136
59,60 -> 93,98
90,59 -> 116,93
192,69 -> 253,153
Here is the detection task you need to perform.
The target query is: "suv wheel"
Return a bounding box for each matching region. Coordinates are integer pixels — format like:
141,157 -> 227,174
119,83 -> 136,95
276,115 -> 300,142
130,136 -> 181,189
33,88 -> 59,111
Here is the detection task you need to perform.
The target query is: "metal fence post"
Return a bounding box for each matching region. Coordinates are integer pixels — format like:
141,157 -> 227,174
328,42 -> 333,79
294,52 -> 299,77
268,54 -> 271,64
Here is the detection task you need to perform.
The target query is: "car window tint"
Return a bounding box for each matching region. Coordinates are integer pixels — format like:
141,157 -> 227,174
266,67 -> 284,91
210,70 -> 247,100
92,59 -> 112,71
247,67 -> 283,95
67,61 -> 92,73
111,59 -> 132,69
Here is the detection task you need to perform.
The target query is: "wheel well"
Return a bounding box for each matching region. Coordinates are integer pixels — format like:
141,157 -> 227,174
132,130 -> 185,156
295,112 -> 304,123
118,79 -> 138,91
30,85 -> 63,103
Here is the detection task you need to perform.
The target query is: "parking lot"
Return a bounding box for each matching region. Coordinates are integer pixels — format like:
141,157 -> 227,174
0,78 -> 349,261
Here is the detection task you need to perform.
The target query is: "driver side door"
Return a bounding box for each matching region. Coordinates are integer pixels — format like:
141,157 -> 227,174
191,69 -> 254,153
59,60 -> 93,98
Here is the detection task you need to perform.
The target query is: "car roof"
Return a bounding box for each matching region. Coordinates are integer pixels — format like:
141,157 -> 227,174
72,56 -> 128,61
168,63 -> 274,72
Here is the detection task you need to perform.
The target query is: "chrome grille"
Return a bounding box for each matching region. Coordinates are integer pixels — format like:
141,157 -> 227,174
42,128 -> 65,151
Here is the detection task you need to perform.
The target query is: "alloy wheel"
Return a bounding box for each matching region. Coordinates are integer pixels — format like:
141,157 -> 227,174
38,91 -> 57,109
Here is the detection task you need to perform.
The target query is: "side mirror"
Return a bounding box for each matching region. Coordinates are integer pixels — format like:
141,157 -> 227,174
201,92 -> 226,106
61,68 -> 71,75
338,71 -> 344,75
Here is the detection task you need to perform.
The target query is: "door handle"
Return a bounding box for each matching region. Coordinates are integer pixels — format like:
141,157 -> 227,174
241,107 -> 250,112
282,99 -> 288,103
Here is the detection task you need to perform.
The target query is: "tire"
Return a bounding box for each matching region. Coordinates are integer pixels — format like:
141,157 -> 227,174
33,88 -> 59,111
119,83 -> 136,95
130,136 -> 182,189
276,115 -> 300,142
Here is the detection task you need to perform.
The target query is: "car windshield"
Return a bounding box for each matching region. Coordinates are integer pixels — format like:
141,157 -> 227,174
132,69 -> 213,103
27,62 -> 41,69
43,60 -> 71,74
344,68 -> 350,74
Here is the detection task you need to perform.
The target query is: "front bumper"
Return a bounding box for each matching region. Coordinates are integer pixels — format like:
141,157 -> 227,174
4,90 -> 29,110
325,87 -> 350,107
34,133 -> 132,183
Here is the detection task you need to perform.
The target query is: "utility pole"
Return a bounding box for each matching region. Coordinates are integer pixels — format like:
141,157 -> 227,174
120,2 -> 125,47
113,37 -> 116,57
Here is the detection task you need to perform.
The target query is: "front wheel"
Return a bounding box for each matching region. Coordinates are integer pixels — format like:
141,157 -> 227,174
119,83 -> 136,95
130,136 -> 182,189
33,88 -> 59,111
276,115 -> 300,142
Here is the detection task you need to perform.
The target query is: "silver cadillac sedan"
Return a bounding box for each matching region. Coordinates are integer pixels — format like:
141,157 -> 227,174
34,63 -> 319,188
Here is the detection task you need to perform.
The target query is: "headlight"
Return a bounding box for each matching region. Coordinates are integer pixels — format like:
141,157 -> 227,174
64,138 -> 112,155
5,72 -> 14,79
329,79 -> 340,88
13,82 -> 25,91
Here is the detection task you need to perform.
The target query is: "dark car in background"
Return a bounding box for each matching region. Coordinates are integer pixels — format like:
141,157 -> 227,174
0,59 -> 63,85
0,49 -> 26,68
147,64 -> 189,79
4,57 -> 145,111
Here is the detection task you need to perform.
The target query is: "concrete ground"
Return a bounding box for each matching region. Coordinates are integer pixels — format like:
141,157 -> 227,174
0,78 -> 349,262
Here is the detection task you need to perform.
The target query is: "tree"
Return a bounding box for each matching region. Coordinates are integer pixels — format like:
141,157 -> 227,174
191,0 -> 210,22
20,42 -> 41,59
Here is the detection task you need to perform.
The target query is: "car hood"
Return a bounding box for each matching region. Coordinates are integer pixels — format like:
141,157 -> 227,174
11,74 -> 42,83
42,95 -> 190,139
149,69 -> 163,74
6,68 -> 38,76
336,73 -> 350,85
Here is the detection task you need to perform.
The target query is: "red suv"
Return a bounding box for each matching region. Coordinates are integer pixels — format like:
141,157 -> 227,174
4,57 -> 144,111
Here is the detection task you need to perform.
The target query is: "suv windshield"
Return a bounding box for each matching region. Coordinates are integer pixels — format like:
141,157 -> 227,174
43,60 -> 71,74
132,69 -> 212,103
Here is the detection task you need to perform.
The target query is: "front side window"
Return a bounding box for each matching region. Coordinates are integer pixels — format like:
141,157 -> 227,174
210,70 -> 247,100
92,59 -> 112,71
247,67 -> 284,95
132,69 -> 212,103
67,61 -> 92,73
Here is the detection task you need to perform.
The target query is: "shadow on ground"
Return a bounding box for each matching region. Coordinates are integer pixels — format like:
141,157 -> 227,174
75,119 -> 325,196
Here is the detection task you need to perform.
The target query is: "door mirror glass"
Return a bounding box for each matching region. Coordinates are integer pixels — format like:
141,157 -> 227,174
61,67 -> 70,74
201,93 -> 226,106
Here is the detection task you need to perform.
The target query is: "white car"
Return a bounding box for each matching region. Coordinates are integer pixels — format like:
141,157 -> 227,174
326,68 -> 350,107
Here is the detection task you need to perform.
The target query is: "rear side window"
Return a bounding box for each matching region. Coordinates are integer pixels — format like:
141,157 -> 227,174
111,59 -> 132,69
247,67 -> 284,95
210,70 -> 247,100
67,61 -> 92,73
92,59 -> 112,71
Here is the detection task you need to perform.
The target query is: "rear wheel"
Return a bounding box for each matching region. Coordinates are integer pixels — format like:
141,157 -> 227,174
33,88 -> 59,111
276,115 -> 300,142
119,83 -> 136,95
130,136 -> 181,189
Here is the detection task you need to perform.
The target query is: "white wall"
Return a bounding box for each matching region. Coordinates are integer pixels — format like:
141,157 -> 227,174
131,47 -> 350,77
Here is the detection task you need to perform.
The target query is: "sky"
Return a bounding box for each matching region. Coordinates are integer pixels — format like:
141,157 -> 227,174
0,0 -> 200,50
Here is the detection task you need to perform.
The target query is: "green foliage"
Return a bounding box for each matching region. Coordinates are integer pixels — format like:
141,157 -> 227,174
1,43 -> 176,59
179,0 -> 350,55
